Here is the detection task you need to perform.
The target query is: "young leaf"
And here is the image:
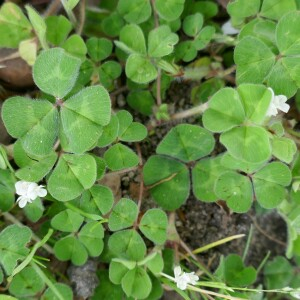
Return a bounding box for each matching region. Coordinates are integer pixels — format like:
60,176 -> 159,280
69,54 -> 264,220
45,15 -> 72,46
87,37 -> 113,62
78,221 -> 104,257
156,124 -> 215,162
48,153 -> 97,201
117,24 -> 146,55
108,229 -> 146,261
25,5 -> 47,50
183,13 -> 204,37
8,266 -> 45,298
33,48 -> 81,98
117,0 -> 152,24
155,0 -> 185,21
0,225 -> 32,275
61,34 -> 87,61
121,267 -> 152,299
51,209 -> 84,232
54,236 -> 88,266
2,97 -> 58,157
139,209 -> 168,244
104,143 -> 139,171
126,54 -> 157,84
148,25 -> 179,57
215,171 -> 253,213
0,3 -> 33,48
109,198 -> 138,231
60,85 -> 111,153
143,155 -> 190,210
148,25 -> 179,58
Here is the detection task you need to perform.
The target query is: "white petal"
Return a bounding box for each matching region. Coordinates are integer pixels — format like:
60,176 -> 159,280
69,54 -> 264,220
17,196 -> 29,208
186,272 -> 199,285
174,266 -> 182,279
27,183 -> 39,200
266,104 -> 278,117
176,277 -> 188,290
15,181 -> 29,196
36,186 -> 47,197
222,20 -> 240,35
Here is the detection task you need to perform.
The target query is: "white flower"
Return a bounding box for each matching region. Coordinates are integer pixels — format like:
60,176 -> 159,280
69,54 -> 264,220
174,266 -> 199,290
266,87 -> 290,117
15,180 -> 47,208
222,20 -> 240,35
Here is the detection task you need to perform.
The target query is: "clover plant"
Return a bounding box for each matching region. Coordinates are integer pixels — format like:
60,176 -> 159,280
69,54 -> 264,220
1,0 -> 300,299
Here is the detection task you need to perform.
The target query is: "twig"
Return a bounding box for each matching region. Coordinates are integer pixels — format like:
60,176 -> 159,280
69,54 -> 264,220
135,143 -> 144,213
76,0 -> 86,35
250,216 -> 286,247
103,166 -> 138,178
43,0 -> 62,17
147,103 -> 209,131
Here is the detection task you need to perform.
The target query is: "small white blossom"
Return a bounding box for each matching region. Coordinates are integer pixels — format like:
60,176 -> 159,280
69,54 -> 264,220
174,266 -> 199,290
222,20 -> 240,35
266,87 -> 290,117
15,180 -> 47,208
